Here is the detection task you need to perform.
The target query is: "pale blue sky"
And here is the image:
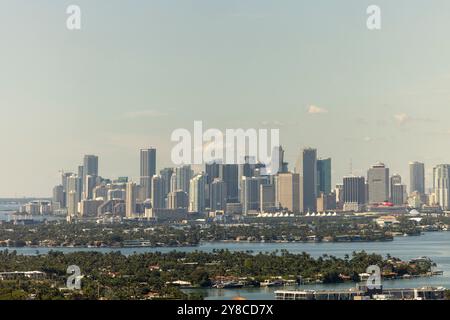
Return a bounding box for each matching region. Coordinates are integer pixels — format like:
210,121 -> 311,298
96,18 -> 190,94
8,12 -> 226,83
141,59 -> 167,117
2,0 -> 450,197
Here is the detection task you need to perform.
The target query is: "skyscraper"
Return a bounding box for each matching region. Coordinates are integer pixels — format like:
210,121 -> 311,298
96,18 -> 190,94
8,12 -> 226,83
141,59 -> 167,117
170,173 -> 177,193
390,174 -> 402,202
273,145 -> 288,174
205,161 -> 221,209
189,173 -> 206,213
241,176 -> 267,215
276,173 -> 302,213
52,185 -> 65,208
392,184 -> 406,205
125,182 -> 137,218
168,190 -> 189,209
140,148 -> 156,200
343,175 -> 366,211
433,164 -> 450,210
140,148 -> 157,178
260,184 -> 276,212
296,148 -> 317,212
139,176 -> 152,202
67,190 -> 79,217
84,175 -> 96,200
210,178 -> 227,212
176,165 -> 192,194
317,158 -> 332,195
83,155 -> 99,193
220,164 -> 239,203
151,175 -> 164,209
367,162 -> 389,204
66,174 -> 81,206
160,168 -> 174,200
205,161 -> 221,184
409,161 -> 425,194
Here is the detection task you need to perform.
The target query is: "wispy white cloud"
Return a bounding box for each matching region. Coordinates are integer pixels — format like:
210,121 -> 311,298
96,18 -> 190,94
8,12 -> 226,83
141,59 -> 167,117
124,110 -> 168,119
393,113 -> 435,126
307,105 -> 328,114
393,113 -> 411,125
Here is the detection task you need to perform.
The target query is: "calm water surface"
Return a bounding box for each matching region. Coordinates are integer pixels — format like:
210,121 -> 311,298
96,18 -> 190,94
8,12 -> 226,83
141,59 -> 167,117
2,205 -> 450,299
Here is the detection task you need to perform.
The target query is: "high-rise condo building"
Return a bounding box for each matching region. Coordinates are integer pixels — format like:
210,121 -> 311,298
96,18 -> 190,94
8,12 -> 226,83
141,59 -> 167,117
189,173 -> 206,213
125,182 -> 137,218
205,161 -> 221,184
84,175 -> 96,200
67,190 -> 79,217
160,168 -> 174,199
210,178 -> 227,212
317,158 -> 332,195
176,165 -> 192,194
220,164 -> 239,203
170,173 -> 177,193
433,164 -> 450,210
140,148 -> 156,199
409,161 -> 425,194
391,184 -> 406,206
390,174 -> 402,202
139,176 -> 152,202
66,174 -> 81,206
140,148 -> 156,178
168,190 -> 189,209
151,175 -> 165,209
367,162 -> 389,204
52,185 -> 65,208
83,155 -> 99,193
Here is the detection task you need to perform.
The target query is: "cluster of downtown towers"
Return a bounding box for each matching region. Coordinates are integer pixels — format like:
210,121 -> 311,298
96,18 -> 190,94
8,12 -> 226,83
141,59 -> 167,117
52,147 -> 449,219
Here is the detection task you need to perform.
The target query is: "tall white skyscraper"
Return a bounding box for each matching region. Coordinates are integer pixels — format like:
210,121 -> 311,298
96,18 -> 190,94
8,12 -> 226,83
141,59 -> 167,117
66,174 -> 81,206
433,164 -> 450,210
126,182 -> 137,218
189,173 -> 206,213
67,190 -> 79,217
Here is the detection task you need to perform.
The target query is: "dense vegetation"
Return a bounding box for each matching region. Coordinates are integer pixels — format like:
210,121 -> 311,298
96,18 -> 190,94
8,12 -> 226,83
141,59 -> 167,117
0,215 -> 432,248
0,250 -> 434,300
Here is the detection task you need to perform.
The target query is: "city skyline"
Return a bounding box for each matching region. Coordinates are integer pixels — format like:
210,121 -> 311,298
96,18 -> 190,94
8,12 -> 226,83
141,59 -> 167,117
4,0 -> 450,197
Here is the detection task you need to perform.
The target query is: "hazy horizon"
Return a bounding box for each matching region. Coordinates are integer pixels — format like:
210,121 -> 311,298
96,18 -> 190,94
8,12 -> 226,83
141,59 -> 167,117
2,0 -> 450,197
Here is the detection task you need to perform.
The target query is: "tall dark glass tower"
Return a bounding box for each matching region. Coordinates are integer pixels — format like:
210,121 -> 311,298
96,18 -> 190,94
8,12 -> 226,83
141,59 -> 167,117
317,158 -> 331,195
